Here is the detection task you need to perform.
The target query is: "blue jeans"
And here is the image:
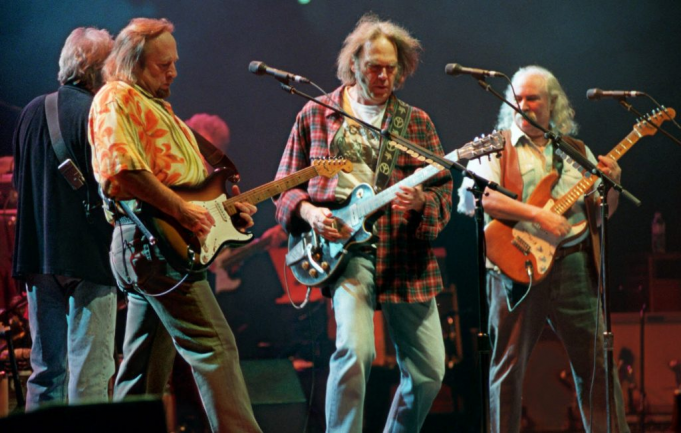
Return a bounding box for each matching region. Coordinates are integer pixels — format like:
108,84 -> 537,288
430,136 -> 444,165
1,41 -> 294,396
25,274 -> 117,410
110,223 -> 261,433
326,252 -> 445,433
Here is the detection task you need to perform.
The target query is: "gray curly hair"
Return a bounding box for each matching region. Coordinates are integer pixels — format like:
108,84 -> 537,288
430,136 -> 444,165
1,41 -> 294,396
103,18 -> 174,84
58,27 -> 113,92
336,13 -> 422,90
496,65 -> 578,135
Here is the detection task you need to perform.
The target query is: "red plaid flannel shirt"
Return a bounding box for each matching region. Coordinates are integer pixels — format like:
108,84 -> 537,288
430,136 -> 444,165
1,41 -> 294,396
274,86 -> 452,303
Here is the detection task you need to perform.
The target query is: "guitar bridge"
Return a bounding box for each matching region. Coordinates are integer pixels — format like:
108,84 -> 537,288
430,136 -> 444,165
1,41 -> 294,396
512,237 -> 531,256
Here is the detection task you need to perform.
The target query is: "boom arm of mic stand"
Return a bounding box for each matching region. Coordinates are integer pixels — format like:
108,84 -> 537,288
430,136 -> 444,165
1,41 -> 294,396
476,78 -> 640,207
618,99 -> 681,147
464,169 -> 517,200
280,83 -> 455,171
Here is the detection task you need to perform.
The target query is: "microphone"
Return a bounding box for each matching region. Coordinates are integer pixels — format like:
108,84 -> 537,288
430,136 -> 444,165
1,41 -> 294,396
248,61 -> 310,84
444,63 -> 505,78
586,88 -> 645,100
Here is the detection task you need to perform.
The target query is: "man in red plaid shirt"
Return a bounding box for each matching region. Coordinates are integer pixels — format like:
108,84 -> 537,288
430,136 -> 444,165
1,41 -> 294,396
274,13 -> 452,433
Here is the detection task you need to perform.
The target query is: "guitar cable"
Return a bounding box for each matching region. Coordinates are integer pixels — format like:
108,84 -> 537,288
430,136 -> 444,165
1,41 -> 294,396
282,258 -> 312,310
525,260 -> 534,292
115,218 -> 192,298
134,239 -> 193,297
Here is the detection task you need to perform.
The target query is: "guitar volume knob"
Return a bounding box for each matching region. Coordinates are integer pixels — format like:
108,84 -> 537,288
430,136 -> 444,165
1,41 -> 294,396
302,261 -> 310,271
309,269 -> 318,278
321,262 -> 329,271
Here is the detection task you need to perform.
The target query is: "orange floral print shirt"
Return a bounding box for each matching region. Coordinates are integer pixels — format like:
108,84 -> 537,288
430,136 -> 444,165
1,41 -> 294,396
88,81 -> 207,202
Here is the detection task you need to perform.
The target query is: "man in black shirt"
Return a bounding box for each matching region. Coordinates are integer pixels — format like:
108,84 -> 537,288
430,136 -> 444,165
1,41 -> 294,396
12,27 -> 117,409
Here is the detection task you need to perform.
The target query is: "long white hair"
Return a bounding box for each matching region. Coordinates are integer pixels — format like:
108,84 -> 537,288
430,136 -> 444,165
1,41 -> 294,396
496,65 -> 578,135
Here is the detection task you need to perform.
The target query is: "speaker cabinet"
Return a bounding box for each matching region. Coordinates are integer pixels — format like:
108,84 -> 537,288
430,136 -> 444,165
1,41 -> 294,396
241,359 -> 307,433
612,312 -> 681,414
0,397 -> 166,433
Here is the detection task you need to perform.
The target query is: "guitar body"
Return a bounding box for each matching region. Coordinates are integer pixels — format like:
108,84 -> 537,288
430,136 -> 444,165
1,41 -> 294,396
285,132 -> 507,288
141,169 -> 253,273
485,171 -> 586,285
288,183 -> 379,287
485,108 -> 677,287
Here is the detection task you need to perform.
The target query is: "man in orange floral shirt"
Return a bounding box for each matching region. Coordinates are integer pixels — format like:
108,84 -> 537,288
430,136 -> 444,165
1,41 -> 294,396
89,18 -> 261,433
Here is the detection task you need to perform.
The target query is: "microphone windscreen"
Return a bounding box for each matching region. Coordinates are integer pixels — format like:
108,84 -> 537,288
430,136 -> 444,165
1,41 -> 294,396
444,63 -> 461,76
248,61 -> 265,75
586,88 -> 601,100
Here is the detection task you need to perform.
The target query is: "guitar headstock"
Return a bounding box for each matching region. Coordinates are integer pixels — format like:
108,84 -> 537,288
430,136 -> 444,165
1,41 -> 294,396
312,157 -> 354,178
458,131 -> 505,161
635,107 -> 676,136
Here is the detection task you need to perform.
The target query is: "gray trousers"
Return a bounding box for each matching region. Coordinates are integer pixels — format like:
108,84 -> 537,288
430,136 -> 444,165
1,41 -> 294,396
487,251 -> 630,433
110,223 -> 261,433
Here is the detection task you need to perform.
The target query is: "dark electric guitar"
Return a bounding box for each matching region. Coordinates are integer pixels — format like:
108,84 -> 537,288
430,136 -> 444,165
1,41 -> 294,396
286,132 -> 505,287
485,108 -> 675,285
141,158 -> 353,273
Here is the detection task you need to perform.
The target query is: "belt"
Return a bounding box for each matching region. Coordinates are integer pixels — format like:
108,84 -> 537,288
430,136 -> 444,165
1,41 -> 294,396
554,241 -> 588,261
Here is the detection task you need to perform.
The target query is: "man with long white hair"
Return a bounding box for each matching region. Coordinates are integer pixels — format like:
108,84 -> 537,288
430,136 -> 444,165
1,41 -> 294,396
459,65 -> 629,432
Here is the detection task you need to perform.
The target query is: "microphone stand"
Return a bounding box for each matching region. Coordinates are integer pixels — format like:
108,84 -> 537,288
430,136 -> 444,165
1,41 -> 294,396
279,83 -> 454,170
617,99 -> 681,147
464,170 -> 517,433
278,80 -> 517,433
474,77 -> 641,433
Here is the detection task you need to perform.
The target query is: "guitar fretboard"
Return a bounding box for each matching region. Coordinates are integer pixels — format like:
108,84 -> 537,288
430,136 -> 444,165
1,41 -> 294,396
552,110 -> 672,215
223,165 -> 321,215
356,148 -> 459,216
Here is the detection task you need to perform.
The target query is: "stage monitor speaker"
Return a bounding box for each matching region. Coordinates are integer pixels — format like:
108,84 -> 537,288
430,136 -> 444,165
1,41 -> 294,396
241,359 -> 307,433
523,313 -> 681,431
0,396 -> 166,433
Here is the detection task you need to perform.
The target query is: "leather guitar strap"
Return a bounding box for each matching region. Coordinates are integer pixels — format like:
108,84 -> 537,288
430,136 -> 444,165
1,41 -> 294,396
45,91 -> 87,190
189,127 -> 241,184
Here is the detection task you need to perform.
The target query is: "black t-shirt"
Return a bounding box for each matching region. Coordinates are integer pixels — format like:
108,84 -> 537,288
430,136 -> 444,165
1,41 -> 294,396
12,84 -> 114,285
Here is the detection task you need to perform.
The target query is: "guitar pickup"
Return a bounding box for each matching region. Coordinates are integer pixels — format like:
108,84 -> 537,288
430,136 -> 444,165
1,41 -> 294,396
512,237 -> 532,255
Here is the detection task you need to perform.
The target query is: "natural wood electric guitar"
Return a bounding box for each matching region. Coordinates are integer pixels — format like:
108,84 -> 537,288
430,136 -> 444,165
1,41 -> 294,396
485,108 -> 675,285
141,158 -> 353,273
286,132 -> 505,287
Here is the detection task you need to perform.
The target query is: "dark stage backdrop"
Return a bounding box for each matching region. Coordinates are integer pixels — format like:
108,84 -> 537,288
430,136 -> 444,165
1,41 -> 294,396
2,0 -> 680,390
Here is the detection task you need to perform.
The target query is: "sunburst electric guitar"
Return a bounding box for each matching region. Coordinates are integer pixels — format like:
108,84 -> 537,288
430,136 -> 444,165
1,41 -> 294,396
140,158 -> 353,273
485,108 -> 675,285
286,132 -> 505,287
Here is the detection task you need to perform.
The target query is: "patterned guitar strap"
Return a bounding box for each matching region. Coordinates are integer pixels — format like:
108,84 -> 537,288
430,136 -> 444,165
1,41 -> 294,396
373,98 -> 412,192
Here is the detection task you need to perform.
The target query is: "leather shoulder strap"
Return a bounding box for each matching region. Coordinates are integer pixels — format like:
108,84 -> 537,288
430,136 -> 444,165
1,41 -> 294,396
189,127 -> 241,184
45,92 -> 73,164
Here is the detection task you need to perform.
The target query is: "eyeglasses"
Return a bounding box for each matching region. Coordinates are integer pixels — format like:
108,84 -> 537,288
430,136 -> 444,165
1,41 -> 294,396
364,63 -> 398,76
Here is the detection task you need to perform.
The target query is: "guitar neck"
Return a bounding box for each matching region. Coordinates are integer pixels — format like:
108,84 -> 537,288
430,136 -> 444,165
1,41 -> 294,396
223,165 -> 321,216
356,148 -> 459,216
552,128 -> 641,215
